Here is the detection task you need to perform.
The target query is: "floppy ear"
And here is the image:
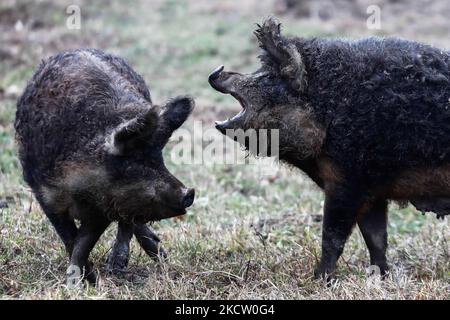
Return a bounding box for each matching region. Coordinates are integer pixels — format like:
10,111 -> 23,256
105,108 -> 159,155
254,17 -> 307,92
153,96 -> 195,148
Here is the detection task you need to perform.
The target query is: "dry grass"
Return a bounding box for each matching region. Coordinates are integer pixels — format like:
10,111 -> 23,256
0,0 -> 449,299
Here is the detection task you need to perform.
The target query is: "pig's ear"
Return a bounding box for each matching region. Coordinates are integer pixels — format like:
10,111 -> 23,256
105,108 -> 159,155
255,17 -> 307,92
153,96 -> 195,147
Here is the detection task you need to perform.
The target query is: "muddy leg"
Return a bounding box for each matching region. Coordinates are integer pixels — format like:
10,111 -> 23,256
315,185 -> 365,282
43,209 -> 78,254
357,199 -> 389,276
35,195 -> 77,253
37,199 -> 97,281
67,219 -> 109,286
106,221 -> 134,274
134,224 -> 166,259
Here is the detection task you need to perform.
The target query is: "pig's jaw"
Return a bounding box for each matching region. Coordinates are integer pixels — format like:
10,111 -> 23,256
215,108 -> 245,124
214,108 -> 246,133
138,206 -> 186,223
209,65 -> 252,133
161,202 -> 187,217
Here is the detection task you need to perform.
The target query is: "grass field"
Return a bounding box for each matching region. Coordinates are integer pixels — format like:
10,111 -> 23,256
0,0 -> 449,299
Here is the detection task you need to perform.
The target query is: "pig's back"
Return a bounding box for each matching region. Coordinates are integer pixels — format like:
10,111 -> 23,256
308,37 -> 450,182
15,49 -> 151,188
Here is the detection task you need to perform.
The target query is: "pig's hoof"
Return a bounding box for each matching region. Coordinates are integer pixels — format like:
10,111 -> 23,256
83,262 -> 98,284
367,263 -> 389,279
152,245 -> 167,260
84,262 -> 97,286
314,266 -> 336,286
106,252 -> 130,275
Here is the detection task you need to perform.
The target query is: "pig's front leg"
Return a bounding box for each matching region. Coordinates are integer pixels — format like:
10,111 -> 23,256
314,185 -> 365,283
134,224 -> 167,259
106,221 -> 134,274
357,199 -> 389,277
66,218 -> 110,286
106,223 -> 166,274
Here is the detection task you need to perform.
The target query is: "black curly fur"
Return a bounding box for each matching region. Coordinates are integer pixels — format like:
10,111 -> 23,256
15,48 -> 195,283
15,48 -> 153,188
303,37 -> 450,184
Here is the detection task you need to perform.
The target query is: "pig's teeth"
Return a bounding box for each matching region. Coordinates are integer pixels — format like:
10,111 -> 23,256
215,120 -> 226,125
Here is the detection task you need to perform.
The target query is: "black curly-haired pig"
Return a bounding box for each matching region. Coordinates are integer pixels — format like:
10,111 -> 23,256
209,18 -> 450,281
15,48 -> 195,285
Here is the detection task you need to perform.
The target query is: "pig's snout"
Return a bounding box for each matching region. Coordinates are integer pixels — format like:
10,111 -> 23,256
208,65 -> 241,94
214,120 -> 227,133
182,188 -> 195,208
208,65 -> 224,86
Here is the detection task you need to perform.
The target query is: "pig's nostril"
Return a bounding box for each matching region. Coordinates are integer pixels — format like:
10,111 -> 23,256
208,65 -> 225,90
208,65 -> 224,82
182,188 -> 195,208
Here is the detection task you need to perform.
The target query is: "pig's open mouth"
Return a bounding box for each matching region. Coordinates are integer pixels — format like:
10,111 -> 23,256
208,65 -> 247,132
208,65 -> 247,108
230,93 -> 247,110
